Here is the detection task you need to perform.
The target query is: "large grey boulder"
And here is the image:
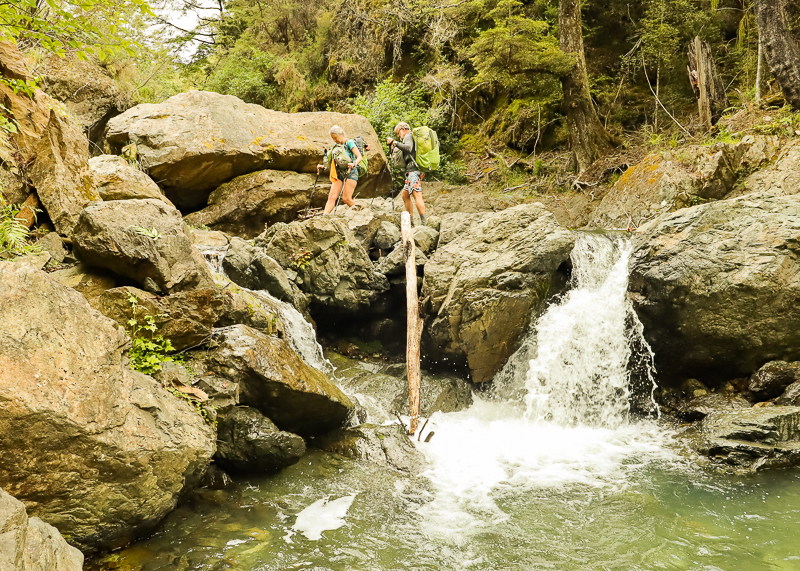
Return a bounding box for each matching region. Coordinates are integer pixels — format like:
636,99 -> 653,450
215,407 -> 306,473
94,285 -> 224,351
437,212 -> 490,246
222,237 -> 295,303
90,154 -> 171,203
0,262 -> 215,550
183,169 -> 318,237
698,407 -> 800,471
262,217 -> 389,314
73,198 -> 214,294
630,193 -> 800,383
374,221 -> 401,250
105,91 -> 388,209
0,489 -> 83,571
203,325 -> 354,436
422,204 -> 575,383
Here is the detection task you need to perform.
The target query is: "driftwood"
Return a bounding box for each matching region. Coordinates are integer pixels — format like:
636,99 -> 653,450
401,211 -> 422,435
687,36 -> 730,130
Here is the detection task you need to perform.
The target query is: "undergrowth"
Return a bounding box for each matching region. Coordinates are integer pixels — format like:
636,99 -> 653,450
0,199 -> 41,259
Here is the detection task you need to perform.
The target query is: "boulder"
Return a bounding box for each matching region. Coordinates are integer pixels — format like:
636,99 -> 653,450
630,193 -> 800,384
262,217 -> 389,314
94,286 -> 224,351
89,154 -> 171,203
34,233 -> 67,264
0,42 -> 100,236
222,237 -> 295,302
734,138 -> 799,198
336,201 -> 397,249
776,382 -> 800,406
412,225 -> 439,254
0,262 -> 215,550
73,198 -> 214,294
313,423 -> 425,474
676,393 -> 752,422
203,325 -> 354,436
422,204 -> 575,383
749,361 -> 800,399
105,91 -> 388,209
0,488 -> 83,571
374,221 -> 401,250
183,169 -> 318,237
698,407 -> 800,471
41,52 -> 121,146
376,243 -> 428,276
215,407 -> 306,473
49,262 -> 117,304
438,212 -> 490,246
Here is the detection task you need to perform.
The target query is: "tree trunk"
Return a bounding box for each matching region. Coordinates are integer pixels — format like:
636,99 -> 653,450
754,0 -> 800,110
401,211 -> 422,436
687,36 -> 730,130
756,39 -> 763,104
559,0 -> 615,173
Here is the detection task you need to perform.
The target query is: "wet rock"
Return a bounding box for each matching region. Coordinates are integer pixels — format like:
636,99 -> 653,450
49,262 -> 117,303
0,488 -> 83,571
90,154 -> 172,203
698,407 -> 800,471
776,382 -> 800,406
630,193 -> 800,384
222,237 -> 294,302
34,232 -> 67,263
0,262 -> 215,550
204,325 -> 354,436
198,465 -> 234,490
676,393 -> 752,422
94,286 -> 224,351
73,198 -> 214,294
263,217 -> 389,314
105,91 -> 387,209
749,361 -> 800,399
312,423 -> 425,474
374,221 -> 401,250
423,204 -> 574,383
183,169 -> 318,237
215,407 -> 306,473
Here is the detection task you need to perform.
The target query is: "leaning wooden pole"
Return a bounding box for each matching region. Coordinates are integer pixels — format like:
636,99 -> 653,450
401,211 -> 422,435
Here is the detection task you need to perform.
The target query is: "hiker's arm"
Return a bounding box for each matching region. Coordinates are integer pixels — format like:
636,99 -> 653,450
392,137 -> 413,153
348,145 -> 363,169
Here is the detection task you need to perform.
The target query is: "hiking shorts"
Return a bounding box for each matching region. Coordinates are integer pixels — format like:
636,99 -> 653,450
342,168 -> 358,182
403,171 -> 422,194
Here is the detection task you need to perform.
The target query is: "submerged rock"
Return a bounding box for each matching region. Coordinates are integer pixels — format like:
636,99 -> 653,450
0,488 -> 83,571
630,193 -> 800,384
73,198 -> 214,294
0,262 -> 215,550
313,423 -> 425,474
699,407 -> 800,471
422,204 -> 574,383
215,407 -> 306,473
105,91 -> 387,209
204,325 -> 354,436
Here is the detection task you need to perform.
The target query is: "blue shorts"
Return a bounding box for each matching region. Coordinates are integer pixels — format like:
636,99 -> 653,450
341,168 -> 358,182
403,171 -> 422,194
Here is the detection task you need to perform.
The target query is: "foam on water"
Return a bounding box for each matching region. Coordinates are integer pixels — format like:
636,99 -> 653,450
291,494 -> 358,540
417,234 -> 671,544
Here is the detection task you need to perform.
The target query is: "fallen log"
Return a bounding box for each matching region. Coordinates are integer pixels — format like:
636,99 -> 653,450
401,211 -> 422,435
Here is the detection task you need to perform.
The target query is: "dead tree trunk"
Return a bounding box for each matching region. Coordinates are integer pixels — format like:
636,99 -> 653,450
756,39 -> 764,104
559,0 -> 615,174
687,37 -> 730,130
754,0 -> 800,110
401,211 -> 422,435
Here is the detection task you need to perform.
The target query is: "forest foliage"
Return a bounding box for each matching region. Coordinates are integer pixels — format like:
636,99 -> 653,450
3,0 -> 799,175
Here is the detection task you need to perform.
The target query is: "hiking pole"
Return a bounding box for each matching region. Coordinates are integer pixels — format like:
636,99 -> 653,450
305,172 -> 320,217
333,167 -> 352,214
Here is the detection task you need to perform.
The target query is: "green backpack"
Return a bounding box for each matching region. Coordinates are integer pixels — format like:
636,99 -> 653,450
332,137 -> 369,178
412,126 -> 440,172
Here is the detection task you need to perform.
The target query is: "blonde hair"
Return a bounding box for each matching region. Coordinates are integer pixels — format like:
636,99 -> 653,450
394,122 -> 410,133
329,125 -> 346,137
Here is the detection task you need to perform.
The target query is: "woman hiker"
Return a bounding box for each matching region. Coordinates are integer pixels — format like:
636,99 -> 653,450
386,121 -> 427,225
317,125 -> 364,215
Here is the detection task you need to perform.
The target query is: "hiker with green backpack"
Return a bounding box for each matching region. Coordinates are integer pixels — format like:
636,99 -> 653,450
317,125 -> 368,215
386,121 -> 440,225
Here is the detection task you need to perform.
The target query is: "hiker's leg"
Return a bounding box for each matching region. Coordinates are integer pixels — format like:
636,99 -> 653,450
323,181 -> 344,214
412,190 -> 426,216
341,179 -> 357,207
401,189 -> 414,216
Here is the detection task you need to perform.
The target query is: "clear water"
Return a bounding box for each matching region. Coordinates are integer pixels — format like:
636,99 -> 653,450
88,235 -> 800,570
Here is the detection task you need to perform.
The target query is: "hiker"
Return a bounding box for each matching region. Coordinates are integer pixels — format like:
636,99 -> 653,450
317,125 -> 364,214
386,122 -> 427,225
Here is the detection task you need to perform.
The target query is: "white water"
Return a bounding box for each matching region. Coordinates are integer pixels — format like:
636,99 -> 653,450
417,234 -> 672,547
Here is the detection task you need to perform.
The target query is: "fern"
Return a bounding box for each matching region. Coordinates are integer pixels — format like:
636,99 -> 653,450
0,201 -> 40,259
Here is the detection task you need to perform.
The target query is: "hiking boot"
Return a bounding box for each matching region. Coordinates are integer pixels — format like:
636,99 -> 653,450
420,213 -> 428,226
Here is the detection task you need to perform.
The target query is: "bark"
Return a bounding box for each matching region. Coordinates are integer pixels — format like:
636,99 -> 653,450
401,211 -> 422,435
559,0 -> 615,173
756,39 -> 764,104
754,0 -> 800,110
687,37 -> 730,129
